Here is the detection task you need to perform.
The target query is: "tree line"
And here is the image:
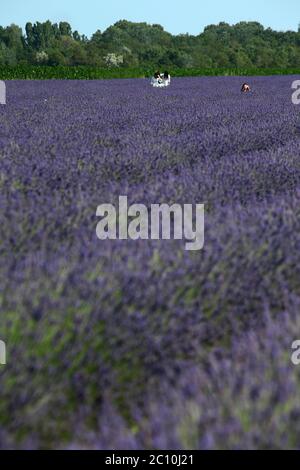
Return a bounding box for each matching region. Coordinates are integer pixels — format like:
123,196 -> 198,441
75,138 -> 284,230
1,19 -> 300,69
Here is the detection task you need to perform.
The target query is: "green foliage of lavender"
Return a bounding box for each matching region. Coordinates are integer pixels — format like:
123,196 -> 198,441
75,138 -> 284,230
1,66 -> 300,80
1,76 -> 300,449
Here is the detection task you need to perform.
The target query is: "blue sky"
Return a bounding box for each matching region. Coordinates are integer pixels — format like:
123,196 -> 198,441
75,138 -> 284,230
1,0 -> 299,37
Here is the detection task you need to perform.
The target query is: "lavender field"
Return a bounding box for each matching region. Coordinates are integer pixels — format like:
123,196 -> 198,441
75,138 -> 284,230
1,76 -> 300,449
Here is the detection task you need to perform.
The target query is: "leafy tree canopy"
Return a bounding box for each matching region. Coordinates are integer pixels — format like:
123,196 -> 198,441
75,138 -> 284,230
0,19 -> 299,69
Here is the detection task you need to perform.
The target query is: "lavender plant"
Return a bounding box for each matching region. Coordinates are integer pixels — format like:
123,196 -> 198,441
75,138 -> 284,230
1,76 -> 300,449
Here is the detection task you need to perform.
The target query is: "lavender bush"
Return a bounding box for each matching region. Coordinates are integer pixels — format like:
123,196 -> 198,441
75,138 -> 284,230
1,76 -> 300,449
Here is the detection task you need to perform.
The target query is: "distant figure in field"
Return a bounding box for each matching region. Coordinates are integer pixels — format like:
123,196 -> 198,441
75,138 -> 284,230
241,83 -> 251,93
151,70 -> 171,88
162,71 -> 171,87
155,70 -> 162,82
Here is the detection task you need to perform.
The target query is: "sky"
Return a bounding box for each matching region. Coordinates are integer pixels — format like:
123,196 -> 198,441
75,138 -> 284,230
1,0 -> 299,37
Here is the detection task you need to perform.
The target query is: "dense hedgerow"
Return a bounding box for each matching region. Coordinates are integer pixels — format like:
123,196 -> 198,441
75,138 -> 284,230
1,65 -> 300,80
1,76 -> 300,448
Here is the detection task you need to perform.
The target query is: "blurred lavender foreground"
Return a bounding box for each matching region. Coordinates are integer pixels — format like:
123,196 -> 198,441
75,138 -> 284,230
1,77 -> 300,449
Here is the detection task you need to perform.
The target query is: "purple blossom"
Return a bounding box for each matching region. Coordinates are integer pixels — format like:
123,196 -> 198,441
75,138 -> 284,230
1,76 -> 300,449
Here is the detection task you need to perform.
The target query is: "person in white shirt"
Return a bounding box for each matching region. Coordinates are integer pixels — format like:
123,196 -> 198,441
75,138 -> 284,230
151,70 -> 171,88
162,71 -> 171,87
151,71 -> 164,87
